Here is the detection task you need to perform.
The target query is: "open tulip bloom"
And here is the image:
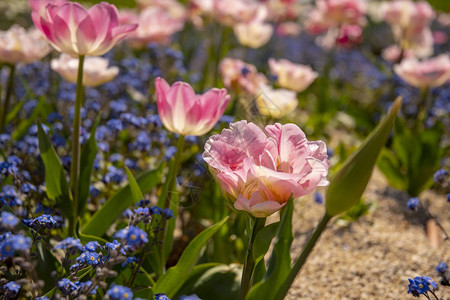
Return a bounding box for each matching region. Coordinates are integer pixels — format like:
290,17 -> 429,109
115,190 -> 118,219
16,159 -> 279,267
203,121 -> 330,218
30,0 -> 137,56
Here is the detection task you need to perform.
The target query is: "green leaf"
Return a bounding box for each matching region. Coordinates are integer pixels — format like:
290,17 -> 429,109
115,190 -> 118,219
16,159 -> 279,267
188,264 -> 241,300
247,200 -> 294,300
153,216 -> 229,297
252,221 -> 279,284
78,115 -> 100,215
35,242 -> 59,293
37,123 -> 72,218
125,166 -> 144,202
377,148 -> 407,190
326,98 -> 402,216
12,95 -> 45,141
6,100 -> 24,124
163,188 -> 178,265
175,263 -> 222,297
81,163 -> 164,237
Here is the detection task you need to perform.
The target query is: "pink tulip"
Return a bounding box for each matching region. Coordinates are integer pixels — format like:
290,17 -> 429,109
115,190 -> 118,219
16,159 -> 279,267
219,58 -> 267,95
0,25 -> 51,64
155,78 -> 230,136
393,54 -> 450,89
268,58 -> 317,92
120,6 -> 185,47
30,0 -> 137,56
203,121 -> 329,217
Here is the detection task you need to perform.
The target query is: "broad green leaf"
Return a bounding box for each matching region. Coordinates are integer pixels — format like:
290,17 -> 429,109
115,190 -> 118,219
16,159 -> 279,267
377,149 -> 407,190
252,222 -> 279,284
12,95 -> 45,141
6,100 -> 24,124
125,166 -> 144,202
153,216 -> 229,297
82,163 -> 164,236
247,200 -> 294,300
78,115 -> 100,215
326,98 -> 402,216
189,264 -> 241,300
36,242 -> 59,293
175,263 -> 222,297
37,123 -> 72,218
407,124 -> 443,196
163,188 -> 178,265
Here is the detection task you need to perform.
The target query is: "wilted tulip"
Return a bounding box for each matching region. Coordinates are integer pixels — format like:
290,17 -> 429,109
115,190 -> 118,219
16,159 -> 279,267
30,0 -> 137,56
155,77 -> 230,136
0,25 -> 50,64
203,121 -> 329,217
393,54 -> 450,89
51,54 -> 119,87
268,58 -> 318,92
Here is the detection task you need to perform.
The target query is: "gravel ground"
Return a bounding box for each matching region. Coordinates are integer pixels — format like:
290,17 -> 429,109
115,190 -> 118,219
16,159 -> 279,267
287,169 -> 450,300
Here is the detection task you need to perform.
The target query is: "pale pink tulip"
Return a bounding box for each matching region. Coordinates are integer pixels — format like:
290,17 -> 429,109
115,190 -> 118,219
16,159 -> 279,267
256,85 -> 298,118
155,78 -> 230,136
30,0 -> 137,57
219,58 -> 268,95
393,54 -> 450,89
214,0 -> 260,26
268,58 -> 318,92
51,54 -> 119,87
203,121 -> 329,217
234,22 -> 273,49
381,45 -> 413,63
0,25 -> 51,64
121,7 -> 185,47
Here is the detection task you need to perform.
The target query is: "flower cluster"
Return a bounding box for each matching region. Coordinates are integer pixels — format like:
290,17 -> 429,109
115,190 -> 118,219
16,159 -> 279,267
407,276 -> 437,297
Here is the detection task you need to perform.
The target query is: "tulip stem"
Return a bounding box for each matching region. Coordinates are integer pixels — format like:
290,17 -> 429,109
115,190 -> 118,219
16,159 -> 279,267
69,55 -> 85,236
240,217 -> 266,300
0,64 -> 16,133
158,134 -> 185,272
274,213 -> 332,300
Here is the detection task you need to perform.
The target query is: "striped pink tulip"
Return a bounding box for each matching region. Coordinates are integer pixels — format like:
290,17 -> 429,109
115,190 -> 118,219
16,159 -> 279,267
30,0 -> 137,56
155,77 -> 230,136
203,121 -> 330,218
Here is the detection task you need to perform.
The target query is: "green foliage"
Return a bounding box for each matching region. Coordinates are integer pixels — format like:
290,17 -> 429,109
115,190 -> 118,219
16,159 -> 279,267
326,98 -> 402,216
337,198 -> 377,226
247,200 -> 293,300
12,95 -> 45,141
153,216 -> 229,298
81,163 -> 164,236
37,122 -> 72,219
377,117 -> 444,197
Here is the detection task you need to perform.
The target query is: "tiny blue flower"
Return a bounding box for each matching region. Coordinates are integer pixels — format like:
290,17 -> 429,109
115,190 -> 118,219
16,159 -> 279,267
155,293 -> 171,300
2,281 -> 20,294
84,241 -> 101,252
122,256 -> 138,267
53,237 -> 83,251
433,169 -> 448,183
314,192 -> 323,204
106,284 -> 133,300
407,198 -> 419,210
436,262 -> 448,275
1,212 -> 19,227
179,295 -> 201,300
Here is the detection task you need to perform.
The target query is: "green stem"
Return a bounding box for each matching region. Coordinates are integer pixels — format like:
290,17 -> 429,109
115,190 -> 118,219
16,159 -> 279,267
240,217 -> 266,300
69,55 -> 85,236
0,64 -> 16,133
275,213 -> 332,300
415,87 -> 428,132
158,134 -> 185,272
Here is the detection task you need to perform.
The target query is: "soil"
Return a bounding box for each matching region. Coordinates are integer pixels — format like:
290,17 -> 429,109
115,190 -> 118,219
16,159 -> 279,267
287,169 -> 450,300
